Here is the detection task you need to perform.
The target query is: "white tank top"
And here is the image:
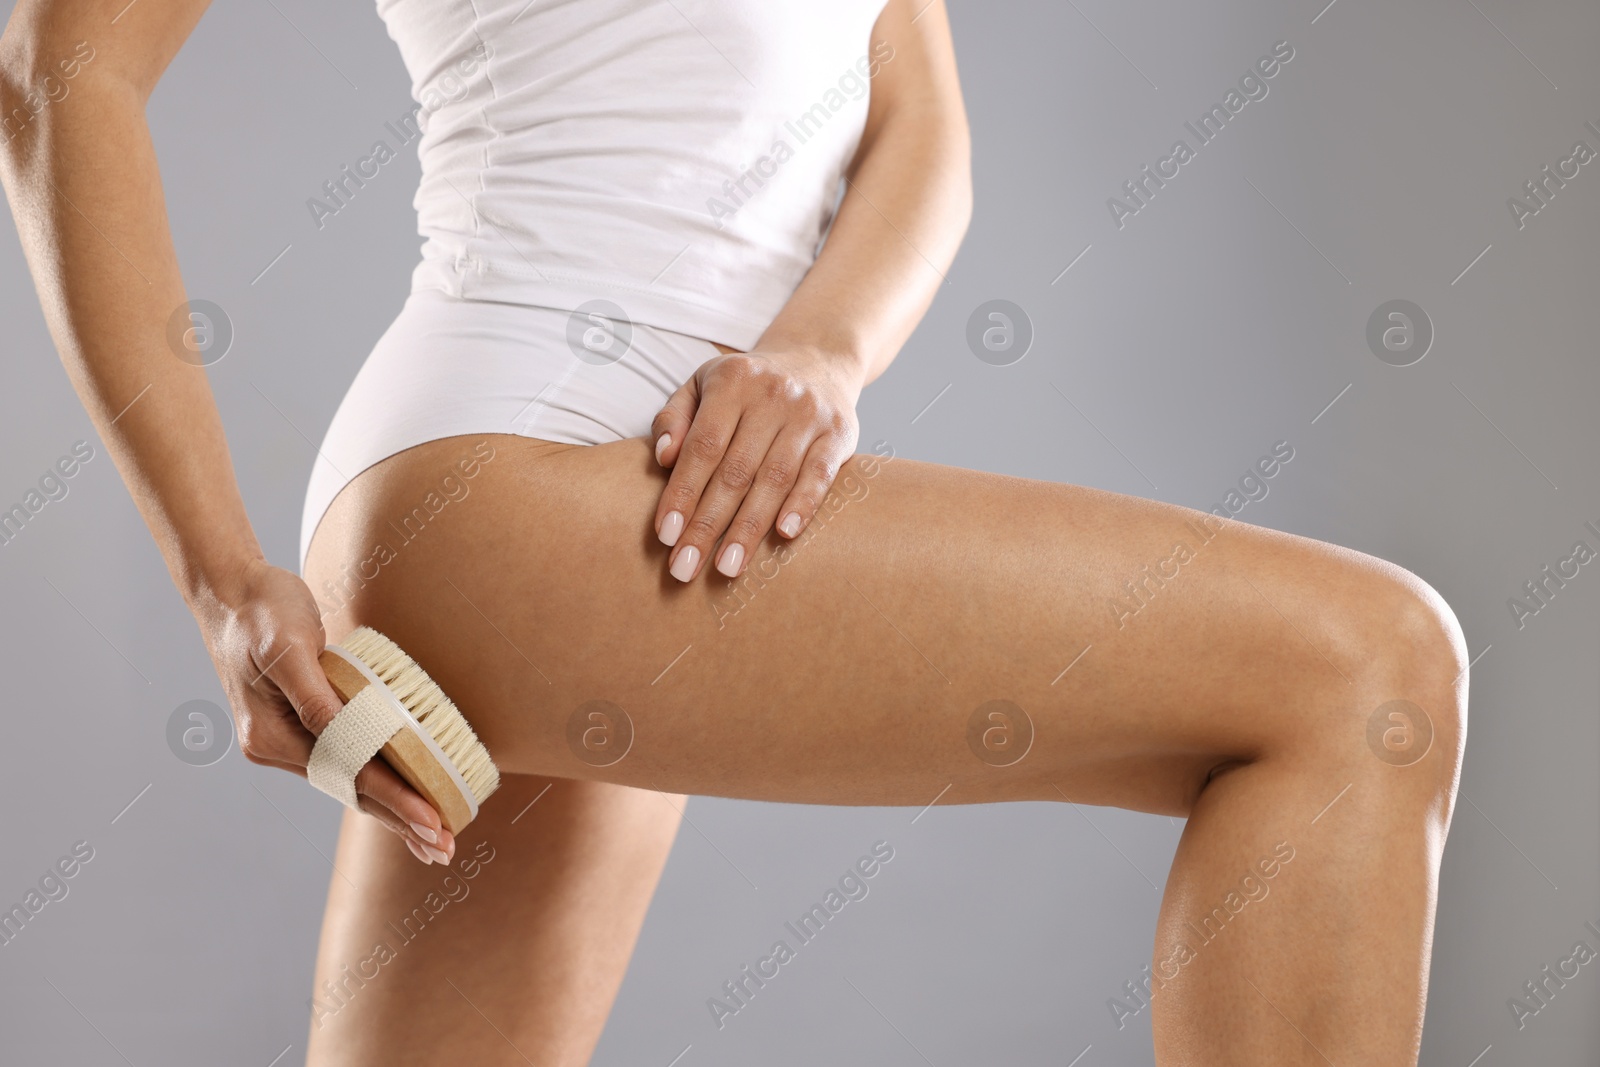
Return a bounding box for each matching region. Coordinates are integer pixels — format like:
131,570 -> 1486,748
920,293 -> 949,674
374,0 -> 891,350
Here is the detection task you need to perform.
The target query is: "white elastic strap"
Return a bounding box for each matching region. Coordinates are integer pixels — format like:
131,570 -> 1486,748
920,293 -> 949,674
324,643 -> 480,820
306,686 -> 405,810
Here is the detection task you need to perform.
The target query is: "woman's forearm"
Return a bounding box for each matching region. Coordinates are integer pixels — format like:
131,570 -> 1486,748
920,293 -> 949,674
0,18 -> 264,609
754,2 -> 972,391
757,103 -> 972,390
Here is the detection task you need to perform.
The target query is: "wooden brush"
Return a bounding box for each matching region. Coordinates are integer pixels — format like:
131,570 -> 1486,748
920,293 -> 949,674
318,626 -> 500,833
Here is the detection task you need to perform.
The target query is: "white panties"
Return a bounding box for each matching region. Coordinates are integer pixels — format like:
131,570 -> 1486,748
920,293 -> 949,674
299,286 -> 720,571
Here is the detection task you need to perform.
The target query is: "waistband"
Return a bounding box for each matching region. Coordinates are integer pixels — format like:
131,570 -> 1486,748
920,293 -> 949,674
410,245 -> 769,352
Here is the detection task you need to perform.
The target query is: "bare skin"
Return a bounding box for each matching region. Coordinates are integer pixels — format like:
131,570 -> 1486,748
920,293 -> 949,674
0,0 -> 1469,1061
1,0 -> 972,1054
307,431 -> 1467,1065
306,774 -> 683,1065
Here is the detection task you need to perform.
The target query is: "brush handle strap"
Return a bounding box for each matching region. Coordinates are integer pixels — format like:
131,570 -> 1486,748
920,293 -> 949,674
306,686 -> 405,810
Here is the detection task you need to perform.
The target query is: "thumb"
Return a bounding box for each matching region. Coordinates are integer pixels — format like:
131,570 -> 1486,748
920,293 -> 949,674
650,374 -> 702,468
260,635 -> 345,740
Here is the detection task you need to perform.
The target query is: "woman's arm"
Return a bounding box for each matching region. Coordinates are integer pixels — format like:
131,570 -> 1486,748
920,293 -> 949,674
650,0 -> 971,581
0,0 -> 453,863
751,0 -> 972,387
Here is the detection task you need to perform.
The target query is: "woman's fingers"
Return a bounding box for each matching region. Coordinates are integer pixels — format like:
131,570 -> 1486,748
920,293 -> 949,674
253,633 -> 343,736
354,760 -> 455,862
649,375 -> 701,474
706,425 -> 822,578
651,376 -> 713,551
234,685 -> 315,769
771,426 -> 858,544
653,341 -> 745,472
251,747 -> 454,863
654,377 -> 749,559
250,633 -> 451,861
662,408 -> 786,582
652,352 -> 863,581
203,562 -> 446,864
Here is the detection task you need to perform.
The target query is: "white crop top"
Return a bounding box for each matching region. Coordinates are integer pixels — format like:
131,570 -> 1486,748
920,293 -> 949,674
374,0 -> 892,350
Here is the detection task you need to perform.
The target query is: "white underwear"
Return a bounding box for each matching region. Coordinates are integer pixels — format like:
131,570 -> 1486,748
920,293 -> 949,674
299,286 -> 720,571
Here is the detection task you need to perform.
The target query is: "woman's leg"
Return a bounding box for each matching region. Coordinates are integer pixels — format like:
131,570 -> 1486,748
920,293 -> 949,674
304,774 -> 682,1065
305,433 -> 1467,1066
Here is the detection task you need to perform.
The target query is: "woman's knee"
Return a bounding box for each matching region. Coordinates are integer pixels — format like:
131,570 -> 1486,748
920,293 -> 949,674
1311,559 -> 1469,793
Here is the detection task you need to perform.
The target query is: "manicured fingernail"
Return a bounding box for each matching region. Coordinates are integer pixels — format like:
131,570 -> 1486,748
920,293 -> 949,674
779,512 -> 802,537
670,545 -> 699,582
716,542 -> 743,577
659,510 -> 684,547
422,843 -> 449,864
405,838 -> 433,864
408,821 -> 438,844
655,433 -> 671,465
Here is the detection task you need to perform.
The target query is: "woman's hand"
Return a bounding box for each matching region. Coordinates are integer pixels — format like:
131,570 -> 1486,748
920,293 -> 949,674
650,346 -> 864,581
643,0 -> 972,579
193,557 -> 455,865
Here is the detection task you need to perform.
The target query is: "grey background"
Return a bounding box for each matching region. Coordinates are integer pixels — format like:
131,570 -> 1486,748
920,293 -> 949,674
1,0 -> 1596,1064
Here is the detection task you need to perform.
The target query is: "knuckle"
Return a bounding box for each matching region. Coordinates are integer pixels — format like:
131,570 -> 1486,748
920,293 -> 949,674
352,762 -> 386,800
711,355 -> 750,384
729,513 -> 767,543
807,453 -> 841,483
686,511 -> 724,541
237,729 -> 271,766
716,454 -> 757,491
658,397 -> 693,428
667,485 -> 702,514
687,429 -> 725,462
354,793 -> 397,829
297,693 -> 342,734
759,459 -> 794,490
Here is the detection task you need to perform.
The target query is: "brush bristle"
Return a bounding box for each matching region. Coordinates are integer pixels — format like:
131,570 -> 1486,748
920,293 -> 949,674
339,626 -> 501,805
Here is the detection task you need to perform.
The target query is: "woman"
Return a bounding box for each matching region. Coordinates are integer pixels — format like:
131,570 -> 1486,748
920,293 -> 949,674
0,0 -> 1465,1064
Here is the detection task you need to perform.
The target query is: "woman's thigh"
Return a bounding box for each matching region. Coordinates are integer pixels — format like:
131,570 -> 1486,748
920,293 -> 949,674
305,432 -> 1452,815
305,773 -> 682,1065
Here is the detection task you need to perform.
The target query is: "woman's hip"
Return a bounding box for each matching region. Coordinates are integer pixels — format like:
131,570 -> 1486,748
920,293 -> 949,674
299,288 -> 723,571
